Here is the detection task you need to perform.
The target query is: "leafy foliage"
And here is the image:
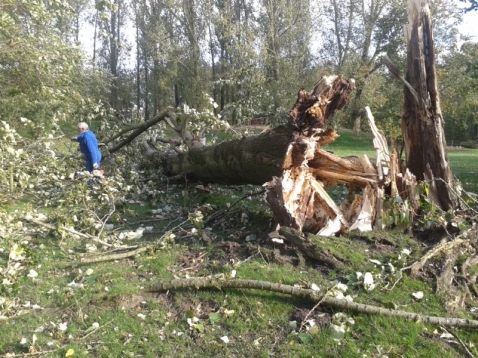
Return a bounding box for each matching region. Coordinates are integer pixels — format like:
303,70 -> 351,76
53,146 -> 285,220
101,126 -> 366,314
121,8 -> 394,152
0,0 -> 96,131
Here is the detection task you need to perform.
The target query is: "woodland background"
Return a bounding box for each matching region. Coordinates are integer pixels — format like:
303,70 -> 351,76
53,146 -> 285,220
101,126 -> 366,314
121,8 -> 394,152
2,0 -> 478,145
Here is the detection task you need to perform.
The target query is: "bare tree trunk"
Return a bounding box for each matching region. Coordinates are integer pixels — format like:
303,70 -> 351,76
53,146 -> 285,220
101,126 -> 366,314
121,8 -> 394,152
402,0 -> 459,211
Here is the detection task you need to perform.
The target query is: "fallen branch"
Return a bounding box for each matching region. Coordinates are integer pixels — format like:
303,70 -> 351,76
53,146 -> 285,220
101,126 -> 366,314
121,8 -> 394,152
404,235 -> 468,278
80,246 -> 150,264
27,218 -> 112,247
440,326 -> 477,358
80,218 -> 190,264
0,349 -> 60,357
145,277 -> 478,328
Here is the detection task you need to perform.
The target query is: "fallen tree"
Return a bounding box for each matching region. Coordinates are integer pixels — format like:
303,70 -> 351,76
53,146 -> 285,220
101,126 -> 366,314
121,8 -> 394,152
99,0 -> 461,244
132,75 -> 419,237
139,76 -> 356,186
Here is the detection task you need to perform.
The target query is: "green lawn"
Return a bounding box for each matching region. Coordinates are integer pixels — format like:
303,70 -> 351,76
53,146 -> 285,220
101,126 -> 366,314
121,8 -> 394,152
326,129 -> 478,194
323,129 -> 376,158
1,126 -> 478,357
448,149 -> 478,194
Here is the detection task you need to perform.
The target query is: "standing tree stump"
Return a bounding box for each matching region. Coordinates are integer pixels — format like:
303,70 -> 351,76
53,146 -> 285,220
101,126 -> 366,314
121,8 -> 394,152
402,0 -> 459,211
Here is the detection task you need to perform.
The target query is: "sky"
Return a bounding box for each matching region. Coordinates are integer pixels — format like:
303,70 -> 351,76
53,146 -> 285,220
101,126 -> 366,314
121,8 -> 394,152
79,2 -> 478,68
458,5 -> 478,39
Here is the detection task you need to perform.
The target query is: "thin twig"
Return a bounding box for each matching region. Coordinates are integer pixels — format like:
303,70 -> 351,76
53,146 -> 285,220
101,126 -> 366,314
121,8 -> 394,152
299,284 -> 337,332
80,219 -> 190,264
440,326 -> 477,358
79,320 -> 113,341
27,218 -> 112,247
80,246 -> 150,264
0,349 -> 60,357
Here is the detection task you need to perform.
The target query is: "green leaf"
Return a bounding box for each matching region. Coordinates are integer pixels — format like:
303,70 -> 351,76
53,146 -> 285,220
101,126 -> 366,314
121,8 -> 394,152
193,324 -> 205,333
209,312 -> 221,324
84,277 -> 97,284
362,263 -> 376,272
298,333 -> 312,344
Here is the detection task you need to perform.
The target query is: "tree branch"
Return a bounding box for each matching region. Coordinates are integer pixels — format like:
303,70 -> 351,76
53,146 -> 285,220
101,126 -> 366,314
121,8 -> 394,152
145,277 -> 478,328
103,108 -> 174,157
381,54 -> 419,104
27,218 -> 112,247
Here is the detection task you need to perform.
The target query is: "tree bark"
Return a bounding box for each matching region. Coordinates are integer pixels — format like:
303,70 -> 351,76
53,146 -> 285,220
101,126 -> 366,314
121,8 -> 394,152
402,0 -> 459,211
142,75 -> 356,186
143,124 -> 294,185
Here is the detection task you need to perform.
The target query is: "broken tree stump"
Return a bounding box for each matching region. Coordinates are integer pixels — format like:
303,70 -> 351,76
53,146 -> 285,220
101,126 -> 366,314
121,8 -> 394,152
265,99 -> 419,237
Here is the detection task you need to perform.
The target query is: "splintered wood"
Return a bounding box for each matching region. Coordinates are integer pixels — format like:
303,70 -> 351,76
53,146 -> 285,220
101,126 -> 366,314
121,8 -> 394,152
265,95 -> 418,236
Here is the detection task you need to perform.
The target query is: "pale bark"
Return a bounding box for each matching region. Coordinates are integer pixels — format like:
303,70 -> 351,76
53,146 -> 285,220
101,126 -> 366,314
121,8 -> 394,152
145,277 -> 478,328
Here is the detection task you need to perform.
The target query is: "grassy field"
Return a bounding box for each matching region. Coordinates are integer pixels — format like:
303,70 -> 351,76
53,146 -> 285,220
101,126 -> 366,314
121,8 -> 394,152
1,128 -> 478,357
327,129 -> 478,193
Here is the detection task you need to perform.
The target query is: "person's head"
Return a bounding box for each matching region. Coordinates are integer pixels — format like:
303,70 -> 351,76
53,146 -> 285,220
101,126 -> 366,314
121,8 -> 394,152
78,122 -> 89,133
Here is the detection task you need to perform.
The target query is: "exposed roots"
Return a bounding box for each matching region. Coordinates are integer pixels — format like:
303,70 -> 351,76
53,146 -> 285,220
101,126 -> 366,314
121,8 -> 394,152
404,226 -> 478,313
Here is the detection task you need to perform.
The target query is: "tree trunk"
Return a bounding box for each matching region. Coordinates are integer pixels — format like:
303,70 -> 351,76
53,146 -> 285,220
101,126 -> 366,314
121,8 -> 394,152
402,0 -> 459,211
141,76 -> 355,185
144,124 -> 294,185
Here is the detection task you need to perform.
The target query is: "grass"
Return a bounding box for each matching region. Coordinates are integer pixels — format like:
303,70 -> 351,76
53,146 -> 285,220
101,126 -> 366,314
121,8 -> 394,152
327,128 -> 478,194
1,127 -> 478,357
323,129 -> 376,158
448,149 -> 478,193
2,229 -> 471,357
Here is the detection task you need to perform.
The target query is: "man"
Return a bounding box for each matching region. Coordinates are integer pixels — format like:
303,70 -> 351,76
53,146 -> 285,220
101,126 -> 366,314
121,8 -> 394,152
72,122 -> 102,173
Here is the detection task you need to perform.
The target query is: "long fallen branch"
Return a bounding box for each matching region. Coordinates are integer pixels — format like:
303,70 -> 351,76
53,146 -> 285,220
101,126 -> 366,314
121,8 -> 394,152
145,277 -> 478,328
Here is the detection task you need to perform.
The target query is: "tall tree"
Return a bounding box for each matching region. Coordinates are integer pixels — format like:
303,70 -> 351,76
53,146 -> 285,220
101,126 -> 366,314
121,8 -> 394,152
206,0 -> 259,123
95,0 -> 129,114
439,42 -> 478,145
133,0 -> 176,119
258,0 -> 315,116
0,0 -> 85,131
320,0 -> 408,127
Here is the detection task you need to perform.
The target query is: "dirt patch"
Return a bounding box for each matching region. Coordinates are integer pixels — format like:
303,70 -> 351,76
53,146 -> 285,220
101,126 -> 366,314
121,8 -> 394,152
290,306 -> 332,329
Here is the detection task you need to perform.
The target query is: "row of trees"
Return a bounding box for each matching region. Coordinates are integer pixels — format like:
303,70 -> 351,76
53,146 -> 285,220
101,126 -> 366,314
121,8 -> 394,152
0,0 -> 477,143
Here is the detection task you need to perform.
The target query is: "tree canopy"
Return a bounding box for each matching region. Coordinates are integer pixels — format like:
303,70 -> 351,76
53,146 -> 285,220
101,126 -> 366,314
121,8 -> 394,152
0,0 -> 473,146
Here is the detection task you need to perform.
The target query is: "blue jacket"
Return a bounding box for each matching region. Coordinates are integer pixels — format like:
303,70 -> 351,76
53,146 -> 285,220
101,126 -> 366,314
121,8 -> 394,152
77,130 -> 102,172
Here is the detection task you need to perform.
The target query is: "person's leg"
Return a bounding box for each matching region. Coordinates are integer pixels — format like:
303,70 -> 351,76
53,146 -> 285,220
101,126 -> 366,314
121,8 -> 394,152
85,160 -> 93,172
